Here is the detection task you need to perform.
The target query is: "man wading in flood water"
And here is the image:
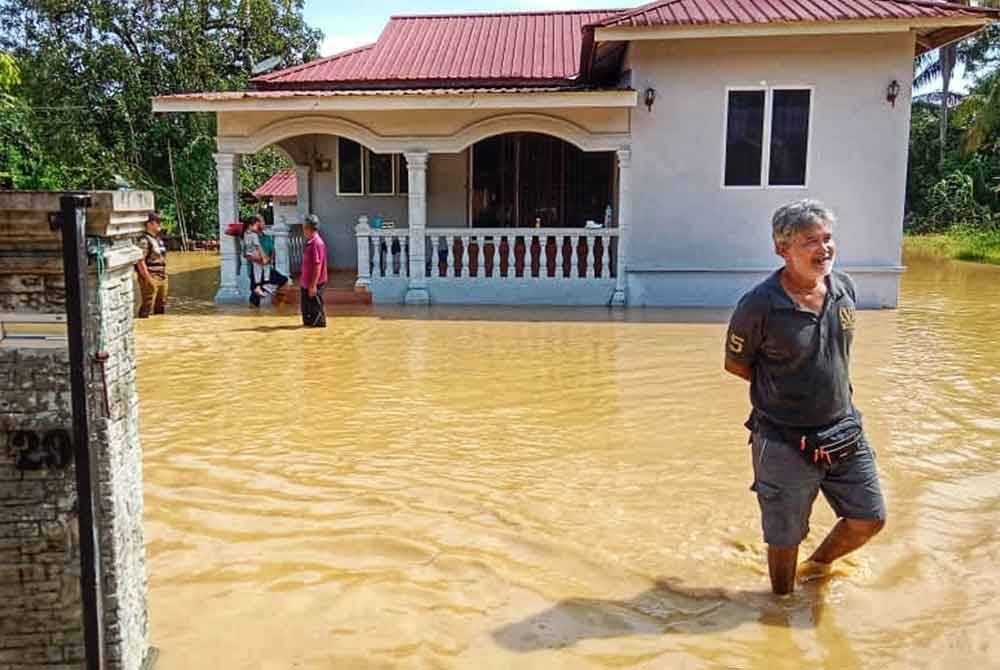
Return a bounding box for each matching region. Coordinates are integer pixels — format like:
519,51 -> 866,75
725,200 -> 886,595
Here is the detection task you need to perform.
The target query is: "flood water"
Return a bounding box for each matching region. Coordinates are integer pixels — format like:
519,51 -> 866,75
139,252 -> 1000,669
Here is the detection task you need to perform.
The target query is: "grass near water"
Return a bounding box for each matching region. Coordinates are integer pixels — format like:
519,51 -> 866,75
905,229 -> 1000,265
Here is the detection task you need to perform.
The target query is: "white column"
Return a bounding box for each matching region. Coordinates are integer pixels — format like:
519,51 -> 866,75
213,152 -> 245,303
355,216 -> 371,290
611,147 -> 631,307
404,151 -> 430,305
294,163 -> 311,223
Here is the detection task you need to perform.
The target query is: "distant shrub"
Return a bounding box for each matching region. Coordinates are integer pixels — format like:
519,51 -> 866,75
909,171 -> 995,234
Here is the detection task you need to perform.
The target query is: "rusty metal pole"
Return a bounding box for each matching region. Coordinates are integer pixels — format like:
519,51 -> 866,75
54,193 -> 106,670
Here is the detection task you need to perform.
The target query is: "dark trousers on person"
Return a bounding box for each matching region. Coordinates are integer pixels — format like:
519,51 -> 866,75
300,283 -> 326,327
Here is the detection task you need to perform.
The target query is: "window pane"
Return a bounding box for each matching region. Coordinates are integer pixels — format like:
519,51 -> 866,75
397,154 -> 408,194
338,138 -> 362,194
368,151 -> 394,194
769,89 -> 810,186
724,91 -> 765,187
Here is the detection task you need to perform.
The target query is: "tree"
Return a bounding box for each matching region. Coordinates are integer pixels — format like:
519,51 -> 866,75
0,1 -> 321,237
913,13 -> 1000,163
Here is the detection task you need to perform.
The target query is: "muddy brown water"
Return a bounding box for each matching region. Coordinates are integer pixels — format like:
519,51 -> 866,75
139,252 -> 1000,669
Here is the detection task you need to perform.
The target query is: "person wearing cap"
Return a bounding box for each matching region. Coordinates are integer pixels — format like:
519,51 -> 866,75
135,212 -> 168,318
300,214 -> 328,327
725,199 -> 886,595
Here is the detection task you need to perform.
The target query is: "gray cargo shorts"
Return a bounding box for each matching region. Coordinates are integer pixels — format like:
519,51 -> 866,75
750,431 -> 887,546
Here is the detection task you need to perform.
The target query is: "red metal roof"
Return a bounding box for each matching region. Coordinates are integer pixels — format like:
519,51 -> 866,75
590,0 -> 993,28
253,170 -> 296,199
253,9 -> 625,87
252,3 -> 993,89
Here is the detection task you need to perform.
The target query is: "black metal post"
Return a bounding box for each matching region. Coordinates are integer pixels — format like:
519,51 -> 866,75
57,194 -> 106,670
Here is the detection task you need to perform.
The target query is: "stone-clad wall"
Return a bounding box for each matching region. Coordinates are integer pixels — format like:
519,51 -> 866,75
0,191 -> 153,670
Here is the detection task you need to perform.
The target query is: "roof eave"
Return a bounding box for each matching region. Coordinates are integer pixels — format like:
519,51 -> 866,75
593,16 -> 993,42
151,89 -> 639,113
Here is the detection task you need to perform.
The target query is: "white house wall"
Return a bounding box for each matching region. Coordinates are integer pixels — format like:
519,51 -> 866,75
625,32 -> 914,307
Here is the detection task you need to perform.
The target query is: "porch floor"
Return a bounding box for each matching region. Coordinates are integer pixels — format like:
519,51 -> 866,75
283,270 -> 371,306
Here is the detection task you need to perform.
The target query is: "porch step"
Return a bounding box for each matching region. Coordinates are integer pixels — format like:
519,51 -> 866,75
281,286 -> 372,306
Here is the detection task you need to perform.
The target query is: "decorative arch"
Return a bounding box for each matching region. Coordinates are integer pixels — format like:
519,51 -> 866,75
216,112 -> 630,155
446,114 -> 628,152
218,116 -> 398,155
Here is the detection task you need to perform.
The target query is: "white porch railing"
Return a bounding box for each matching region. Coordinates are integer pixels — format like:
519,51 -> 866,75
358,226 -> 410,280
357,223 -> 617,281
423,228 -> 618,280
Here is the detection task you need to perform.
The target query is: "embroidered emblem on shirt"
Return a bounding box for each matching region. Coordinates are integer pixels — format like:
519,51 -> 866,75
728,332 -> 746,354
839,306 -> 856,330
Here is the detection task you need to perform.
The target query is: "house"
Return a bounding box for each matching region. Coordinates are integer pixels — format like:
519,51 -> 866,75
253,169 -> 298,228
152,1 -> 995,307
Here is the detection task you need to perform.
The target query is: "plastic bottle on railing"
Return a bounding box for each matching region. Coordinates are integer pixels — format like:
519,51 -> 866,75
604,205 -> 612,227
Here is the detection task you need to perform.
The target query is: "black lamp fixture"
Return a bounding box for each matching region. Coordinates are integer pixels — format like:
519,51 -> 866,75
886,79 -> 900,107
644,87 -> 656,112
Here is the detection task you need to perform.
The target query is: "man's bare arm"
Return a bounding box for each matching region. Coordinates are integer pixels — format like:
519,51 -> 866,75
724,358 -> 752,381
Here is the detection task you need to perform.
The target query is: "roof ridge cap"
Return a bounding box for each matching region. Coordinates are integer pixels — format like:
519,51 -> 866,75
252,43 -> 375,83
388,8 -> 628,20
886,0 -> 999,11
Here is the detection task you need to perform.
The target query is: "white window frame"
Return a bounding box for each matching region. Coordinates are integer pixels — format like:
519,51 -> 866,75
721,85 -> 814,190
366,150 -> 396,196
336,137 -> 365,196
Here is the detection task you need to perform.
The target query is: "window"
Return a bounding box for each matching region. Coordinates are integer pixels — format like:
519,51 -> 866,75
337,139 -> 409,196
367,152 -> 394,195
723,87 -> 811,188
337,138 -> 363,195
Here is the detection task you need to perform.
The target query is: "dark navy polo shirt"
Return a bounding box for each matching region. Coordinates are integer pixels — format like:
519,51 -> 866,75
725,269 -> 858,429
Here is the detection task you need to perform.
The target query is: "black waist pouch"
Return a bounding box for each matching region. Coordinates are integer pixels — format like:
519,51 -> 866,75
756,412 -> 865,466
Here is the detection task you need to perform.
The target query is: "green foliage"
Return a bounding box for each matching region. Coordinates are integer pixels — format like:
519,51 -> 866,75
0,0 -> 320,238
910,171 -> 994,233
908,56 -> 1000,235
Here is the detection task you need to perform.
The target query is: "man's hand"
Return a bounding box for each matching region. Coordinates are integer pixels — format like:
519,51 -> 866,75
724,358 -> 752,381
308,285 -> 317,298
136,259 -> 153,283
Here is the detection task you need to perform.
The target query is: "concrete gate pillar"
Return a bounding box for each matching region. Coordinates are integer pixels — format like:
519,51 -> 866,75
0,191 -> 154,669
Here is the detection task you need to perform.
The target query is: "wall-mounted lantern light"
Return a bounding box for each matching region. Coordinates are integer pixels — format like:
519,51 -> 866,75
886,79 -> 900,107
644,87 -> 656,112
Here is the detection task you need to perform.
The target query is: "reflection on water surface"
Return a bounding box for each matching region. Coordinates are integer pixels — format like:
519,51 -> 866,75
140,252 -> 1000,668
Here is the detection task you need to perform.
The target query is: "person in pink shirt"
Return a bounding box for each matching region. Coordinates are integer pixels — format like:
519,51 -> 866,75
299,214 -> 328,327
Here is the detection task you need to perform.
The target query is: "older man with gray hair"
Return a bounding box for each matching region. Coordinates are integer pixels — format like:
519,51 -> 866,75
725,199 -> 886,595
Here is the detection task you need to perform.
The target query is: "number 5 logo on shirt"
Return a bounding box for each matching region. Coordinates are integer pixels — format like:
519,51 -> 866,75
728,333 -> 746,354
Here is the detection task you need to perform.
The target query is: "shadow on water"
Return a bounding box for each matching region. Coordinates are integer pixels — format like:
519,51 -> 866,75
492,577 -> 829,652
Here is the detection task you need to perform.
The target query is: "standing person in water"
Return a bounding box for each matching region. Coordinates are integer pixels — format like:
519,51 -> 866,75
724,200 -> 886,595
299,214 -> 328,328
136,211 -> 168,318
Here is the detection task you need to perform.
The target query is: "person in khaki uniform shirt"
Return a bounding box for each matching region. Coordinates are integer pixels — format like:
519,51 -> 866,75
136,212 -> 168,318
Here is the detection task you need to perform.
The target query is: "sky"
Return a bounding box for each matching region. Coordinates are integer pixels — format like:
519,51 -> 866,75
301,1 -> 969,93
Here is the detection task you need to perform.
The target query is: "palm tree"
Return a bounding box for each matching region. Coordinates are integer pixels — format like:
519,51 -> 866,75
913,6 -> 999,163
915,46 -> 960,163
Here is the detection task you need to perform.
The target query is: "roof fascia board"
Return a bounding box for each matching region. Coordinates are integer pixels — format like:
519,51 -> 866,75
594,17 -> 990,42
152,90 -> 638,113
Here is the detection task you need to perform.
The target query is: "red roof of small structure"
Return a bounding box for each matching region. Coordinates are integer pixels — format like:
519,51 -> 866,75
589,0 -> 992,28
253,10 -> 625,87
253,170 -> 296,199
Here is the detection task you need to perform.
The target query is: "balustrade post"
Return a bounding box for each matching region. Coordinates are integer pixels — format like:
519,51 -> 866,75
404,151 -> 430,304
355,216 -> 371,290
612,147 -> 631,307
